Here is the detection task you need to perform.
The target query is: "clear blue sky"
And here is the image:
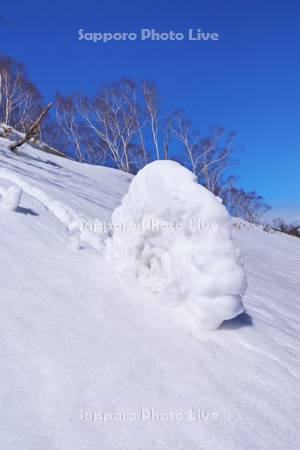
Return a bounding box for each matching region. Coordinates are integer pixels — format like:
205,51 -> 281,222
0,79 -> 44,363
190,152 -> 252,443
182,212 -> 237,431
1,0 -> 299,220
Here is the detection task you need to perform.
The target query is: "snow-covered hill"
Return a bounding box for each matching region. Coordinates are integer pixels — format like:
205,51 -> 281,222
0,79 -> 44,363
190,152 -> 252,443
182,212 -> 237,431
0,137 -> 299,450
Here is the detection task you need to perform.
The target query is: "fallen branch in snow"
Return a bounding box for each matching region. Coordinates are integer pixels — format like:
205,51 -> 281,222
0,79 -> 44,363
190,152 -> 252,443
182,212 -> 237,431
9,103 -> 53,153
0,125 -> 13,138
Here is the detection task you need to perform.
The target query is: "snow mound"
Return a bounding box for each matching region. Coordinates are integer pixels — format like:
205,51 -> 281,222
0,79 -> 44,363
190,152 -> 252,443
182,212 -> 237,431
0,184 -> 23,211
108,160 -> 247,330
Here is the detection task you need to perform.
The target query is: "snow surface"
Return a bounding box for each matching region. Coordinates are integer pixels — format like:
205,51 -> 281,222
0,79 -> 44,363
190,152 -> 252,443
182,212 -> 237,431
0,136 -> 299,450
108,160 -> 247,331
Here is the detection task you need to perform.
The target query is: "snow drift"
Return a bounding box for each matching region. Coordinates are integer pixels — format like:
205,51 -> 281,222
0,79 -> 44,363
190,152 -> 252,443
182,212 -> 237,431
108,160 -> 247,330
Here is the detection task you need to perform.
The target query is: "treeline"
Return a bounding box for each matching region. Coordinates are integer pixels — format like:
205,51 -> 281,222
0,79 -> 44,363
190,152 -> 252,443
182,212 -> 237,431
266,217 -> 300,238
0,54 -> 271,223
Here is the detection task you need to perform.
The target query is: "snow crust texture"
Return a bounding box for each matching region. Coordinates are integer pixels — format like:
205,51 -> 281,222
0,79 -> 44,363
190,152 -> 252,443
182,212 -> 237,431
109,161 -> 247,330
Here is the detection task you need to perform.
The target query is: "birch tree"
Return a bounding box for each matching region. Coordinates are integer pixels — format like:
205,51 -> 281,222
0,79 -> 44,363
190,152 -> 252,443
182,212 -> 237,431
0,55 -> 43,131
76,80 -> 147,172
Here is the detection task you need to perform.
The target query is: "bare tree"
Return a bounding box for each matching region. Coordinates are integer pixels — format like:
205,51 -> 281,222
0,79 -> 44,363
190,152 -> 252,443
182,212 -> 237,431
169,112 -> 236,194
223,187 -> 271,223
169,110 -> 198,174
163,118 -> 171,160
55,93 -> 107,163
143,82 -> 160,160
271,218 -> 300,237
272,217 -> 288,232
76,80 -> 147,171
198,128 -> 235,194
0,55 -> 43,131
56,94 -> 86,162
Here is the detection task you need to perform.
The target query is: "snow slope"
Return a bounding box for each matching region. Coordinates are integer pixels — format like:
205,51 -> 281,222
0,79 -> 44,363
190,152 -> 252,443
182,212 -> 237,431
0,137 -> 299,450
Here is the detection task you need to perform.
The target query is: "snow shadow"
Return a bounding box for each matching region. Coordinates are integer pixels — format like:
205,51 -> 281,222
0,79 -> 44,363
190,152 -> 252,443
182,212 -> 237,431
220,311 -> 253,330
16,206 -> 39,216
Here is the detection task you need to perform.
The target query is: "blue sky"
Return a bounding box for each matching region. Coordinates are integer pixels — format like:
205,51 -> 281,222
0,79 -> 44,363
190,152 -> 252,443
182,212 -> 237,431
1,0 -> 299,220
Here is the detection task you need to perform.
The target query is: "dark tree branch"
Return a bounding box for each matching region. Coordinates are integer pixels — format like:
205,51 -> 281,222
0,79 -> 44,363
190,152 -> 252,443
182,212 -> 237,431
10,103 -> 53,152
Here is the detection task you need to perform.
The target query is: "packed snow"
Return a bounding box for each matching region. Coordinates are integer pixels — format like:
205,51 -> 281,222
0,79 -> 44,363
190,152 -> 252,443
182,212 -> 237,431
0,135 -> 299,450
108,160 -> 247,330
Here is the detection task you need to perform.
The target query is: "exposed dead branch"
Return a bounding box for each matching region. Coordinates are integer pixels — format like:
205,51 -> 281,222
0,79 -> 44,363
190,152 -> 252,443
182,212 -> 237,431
9,103 -> 53,152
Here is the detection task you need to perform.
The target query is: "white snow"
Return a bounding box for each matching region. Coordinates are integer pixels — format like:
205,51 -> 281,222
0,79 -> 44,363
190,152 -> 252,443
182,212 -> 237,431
0,183 -> 23,211
0,136 -> 299,450
108,160 -> 247,330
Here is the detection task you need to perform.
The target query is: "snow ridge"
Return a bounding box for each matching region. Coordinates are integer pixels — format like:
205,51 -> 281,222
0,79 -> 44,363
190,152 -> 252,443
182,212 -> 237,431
0,167 -> 105,251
